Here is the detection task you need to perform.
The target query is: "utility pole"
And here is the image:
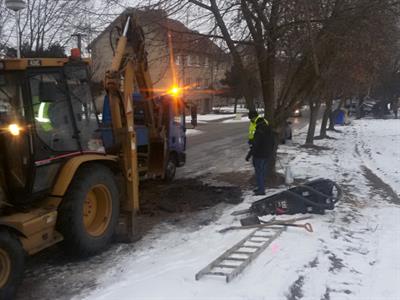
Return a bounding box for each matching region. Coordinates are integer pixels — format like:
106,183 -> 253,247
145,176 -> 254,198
5,0 -> 26,58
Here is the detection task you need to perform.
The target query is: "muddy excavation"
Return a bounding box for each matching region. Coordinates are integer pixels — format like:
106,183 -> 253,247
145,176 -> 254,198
135,177 -> 244,234
141,178 -> 243,213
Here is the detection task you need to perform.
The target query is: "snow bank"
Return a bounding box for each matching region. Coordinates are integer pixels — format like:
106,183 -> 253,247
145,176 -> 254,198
223,116 -> 249,123
213,106 -> 249,113
356,119 -> 400,195
186,129 -> 203,136
213,106 -> 264,114
197,114 -> 237,122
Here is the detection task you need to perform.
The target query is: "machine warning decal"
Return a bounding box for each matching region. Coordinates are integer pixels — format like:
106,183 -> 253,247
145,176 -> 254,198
28,59 -> 42,67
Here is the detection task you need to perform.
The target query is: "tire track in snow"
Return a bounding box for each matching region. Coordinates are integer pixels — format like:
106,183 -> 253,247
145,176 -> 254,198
285,126 -> 384,300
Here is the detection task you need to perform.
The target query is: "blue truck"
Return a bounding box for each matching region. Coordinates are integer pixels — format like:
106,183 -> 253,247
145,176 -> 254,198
102,93 -> 187,181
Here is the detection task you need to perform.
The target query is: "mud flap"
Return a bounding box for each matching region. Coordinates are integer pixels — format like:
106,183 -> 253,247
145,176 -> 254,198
147,137 -> 167,177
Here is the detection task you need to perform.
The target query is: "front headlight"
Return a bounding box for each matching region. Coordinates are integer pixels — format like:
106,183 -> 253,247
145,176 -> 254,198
8,123 -> 22,136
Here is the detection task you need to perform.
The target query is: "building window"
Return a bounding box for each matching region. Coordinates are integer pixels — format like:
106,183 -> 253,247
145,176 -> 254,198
175,55 -> 180,65
188,55 -> 201,67
185,77 -> 191,85
199,56 -> 205,66
205,57 -> 209,67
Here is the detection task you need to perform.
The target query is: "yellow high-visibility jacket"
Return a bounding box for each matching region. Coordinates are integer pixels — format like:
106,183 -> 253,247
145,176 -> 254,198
248,115 -> 268,141
34,100 -> 52,132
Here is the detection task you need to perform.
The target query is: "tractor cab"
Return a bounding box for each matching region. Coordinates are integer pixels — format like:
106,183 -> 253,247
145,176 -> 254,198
0,58 -> 101,207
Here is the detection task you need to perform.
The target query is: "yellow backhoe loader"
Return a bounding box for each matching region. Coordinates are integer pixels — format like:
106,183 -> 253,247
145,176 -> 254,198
0,15 -> 165,299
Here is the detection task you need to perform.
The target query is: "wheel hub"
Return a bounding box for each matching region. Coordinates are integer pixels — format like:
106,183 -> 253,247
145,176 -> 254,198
83,184 -> 112,237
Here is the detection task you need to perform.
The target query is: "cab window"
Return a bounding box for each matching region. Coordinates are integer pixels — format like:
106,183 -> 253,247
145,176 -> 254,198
29,72 -> 79,152
64,65 -> 101,152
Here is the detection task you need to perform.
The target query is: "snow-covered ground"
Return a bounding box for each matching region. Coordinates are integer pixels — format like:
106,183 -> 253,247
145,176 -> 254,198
356,119 -> 400,195
213,106 -> 250,113
185,128 -> 203,136
78,119 -> 400,300
197,114 -> 237,122
223,116 -> 249,123
213,106 -> 264,114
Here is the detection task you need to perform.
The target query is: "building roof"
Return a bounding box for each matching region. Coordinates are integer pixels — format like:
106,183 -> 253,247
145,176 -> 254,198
89,8 -> 229,61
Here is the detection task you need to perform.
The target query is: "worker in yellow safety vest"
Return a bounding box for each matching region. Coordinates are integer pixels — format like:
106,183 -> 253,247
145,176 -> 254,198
33,96 -> 53,132
248,110 -> 268,143
246,110 -> 274,195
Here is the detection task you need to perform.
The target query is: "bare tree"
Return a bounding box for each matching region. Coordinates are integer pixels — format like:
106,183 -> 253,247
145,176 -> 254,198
1,0 -> 125,56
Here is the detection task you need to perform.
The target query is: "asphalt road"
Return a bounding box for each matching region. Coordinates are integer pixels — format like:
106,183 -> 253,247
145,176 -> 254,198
187,113 -> 310,148
177,112 -> 311,181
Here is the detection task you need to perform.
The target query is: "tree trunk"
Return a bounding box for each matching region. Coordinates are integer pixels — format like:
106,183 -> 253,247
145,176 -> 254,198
266,132 -> 280,184
356,95 -> 365,119
207,0 -> 255,111
233,97 -> 238,114
320,98 -> 332,137
306,102 -> 321,144
328,100 -> 336,130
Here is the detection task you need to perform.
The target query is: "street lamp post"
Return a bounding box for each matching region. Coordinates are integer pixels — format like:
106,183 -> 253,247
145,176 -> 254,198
5,0 -> 26,58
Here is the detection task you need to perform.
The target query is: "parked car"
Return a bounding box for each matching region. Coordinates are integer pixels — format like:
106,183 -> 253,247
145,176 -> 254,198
280,120 -> 293,144
356,100 -> 375,118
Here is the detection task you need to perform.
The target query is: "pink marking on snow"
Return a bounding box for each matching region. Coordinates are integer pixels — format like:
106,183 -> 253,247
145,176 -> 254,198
271,243 -> 279,254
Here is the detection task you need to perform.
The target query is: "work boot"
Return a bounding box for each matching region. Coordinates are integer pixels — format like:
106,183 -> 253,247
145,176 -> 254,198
253,191 -> 266,196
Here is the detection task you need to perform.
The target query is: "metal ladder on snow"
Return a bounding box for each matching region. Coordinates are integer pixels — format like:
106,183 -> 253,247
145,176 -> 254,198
195,226 -> 285,283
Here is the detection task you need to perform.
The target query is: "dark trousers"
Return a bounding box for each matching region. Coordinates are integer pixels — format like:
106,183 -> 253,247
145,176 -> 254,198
253,158 -> 268,193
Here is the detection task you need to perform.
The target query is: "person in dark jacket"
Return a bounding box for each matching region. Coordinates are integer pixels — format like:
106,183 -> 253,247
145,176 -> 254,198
247,116 -> 275,195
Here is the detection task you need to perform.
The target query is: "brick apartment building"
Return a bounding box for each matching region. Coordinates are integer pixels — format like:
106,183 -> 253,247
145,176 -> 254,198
89,9 -> 231,113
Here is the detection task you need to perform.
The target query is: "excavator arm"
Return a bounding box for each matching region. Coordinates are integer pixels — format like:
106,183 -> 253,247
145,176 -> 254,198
103,15 -> 167,237
124,17 -> 167,175
104,16 -> 139,217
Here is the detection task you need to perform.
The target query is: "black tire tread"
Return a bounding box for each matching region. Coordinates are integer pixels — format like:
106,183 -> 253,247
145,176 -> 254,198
164,153 -> 177,182
57,163 -> 119,257
0,229 -> 25,300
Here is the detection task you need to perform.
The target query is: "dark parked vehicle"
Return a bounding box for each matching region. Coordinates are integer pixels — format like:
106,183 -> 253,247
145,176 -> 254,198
280,120 -> 293,144
291,108 -> 302,117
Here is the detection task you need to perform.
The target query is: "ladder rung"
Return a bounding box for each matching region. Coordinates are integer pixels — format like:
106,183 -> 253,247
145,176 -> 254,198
241,246 -> 260,249
248,239 -> 265,243
225,257 -> 247,261
216,264 -> 237,269
196,226 -> 285,282
205,271 -> 228,276
233,251 -> 253,255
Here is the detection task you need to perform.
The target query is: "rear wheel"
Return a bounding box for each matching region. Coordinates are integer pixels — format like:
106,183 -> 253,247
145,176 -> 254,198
164,154 -> 177,182
57,163 -> 120,257
0,229 -> 25,300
